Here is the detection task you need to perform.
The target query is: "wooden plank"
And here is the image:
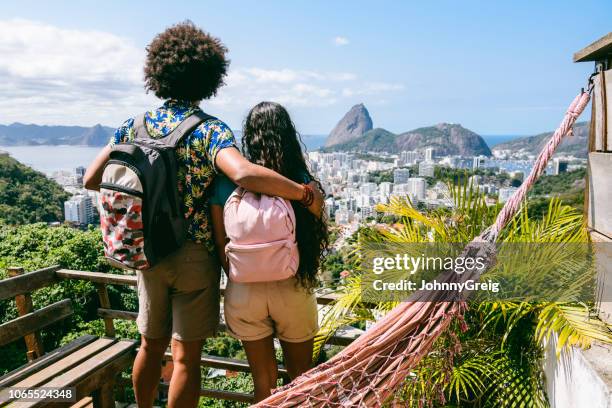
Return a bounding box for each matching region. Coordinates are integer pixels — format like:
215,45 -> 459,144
70,397 -> 93,408
7,267 -> 44,360
95,284 -> 115,337
200,388 -> 254,403
574,32 -> 612,62
0,299 -> 73,346
17,341 -> 135,408
11,339 -> 115,388
37,341 -> 136,408
0,335 -> 98,387
161,351 -> 289,378
55,269 -> 137,287
98,308 -> 137,321
0,339 -> 116,405
0,266 -> 59,301
157,382 -> 254,404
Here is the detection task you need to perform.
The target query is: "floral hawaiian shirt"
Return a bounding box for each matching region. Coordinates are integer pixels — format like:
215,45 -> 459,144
111,100 -> 237,253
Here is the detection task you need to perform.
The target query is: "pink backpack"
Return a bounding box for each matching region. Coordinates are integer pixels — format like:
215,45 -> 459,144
223,188 -> 299,283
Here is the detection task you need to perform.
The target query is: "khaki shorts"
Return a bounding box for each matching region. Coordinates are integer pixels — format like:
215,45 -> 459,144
224,277 -> 319,343
136,242 -> 220,341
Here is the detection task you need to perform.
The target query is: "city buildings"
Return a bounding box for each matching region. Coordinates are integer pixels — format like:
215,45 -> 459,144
64,194 -> 95,225
498,187 -> 518,203
418,161 -> 435,177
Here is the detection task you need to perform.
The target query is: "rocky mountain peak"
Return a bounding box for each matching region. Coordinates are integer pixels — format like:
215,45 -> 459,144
325,103 -> 373,147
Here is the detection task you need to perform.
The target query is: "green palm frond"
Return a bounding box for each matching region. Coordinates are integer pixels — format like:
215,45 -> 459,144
536,303 -> 612,355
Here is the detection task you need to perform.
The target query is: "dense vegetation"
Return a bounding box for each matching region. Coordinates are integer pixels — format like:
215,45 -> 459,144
0,154 -> 69,224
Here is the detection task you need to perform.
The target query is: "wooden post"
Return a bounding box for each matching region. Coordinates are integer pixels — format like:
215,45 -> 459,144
7,267 -> 44,360
95,283 -> 115,337
92,379 -> 115,408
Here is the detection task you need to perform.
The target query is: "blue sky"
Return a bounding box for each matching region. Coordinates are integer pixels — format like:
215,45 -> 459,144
0,0 -> 609,136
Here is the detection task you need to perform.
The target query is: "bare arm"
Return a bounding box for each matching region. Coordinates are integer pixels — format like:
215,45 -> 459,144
215,147 -> 323,215
211,204 -> 230,273
83,145 -> 112,191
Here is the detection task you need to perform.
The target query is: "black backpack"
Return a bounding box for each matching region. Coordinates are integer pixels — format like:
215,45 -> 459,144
99,111 -> 214,270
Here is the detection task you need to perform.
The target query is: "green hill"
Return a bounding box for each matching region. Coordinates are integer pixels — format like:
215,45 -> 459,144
0,154 -> 69,224
492,122 -> 589,158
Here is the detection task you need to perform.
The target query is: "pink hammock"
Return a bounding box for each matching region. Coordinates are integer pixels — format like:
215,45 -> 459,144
256,88 -> 592,407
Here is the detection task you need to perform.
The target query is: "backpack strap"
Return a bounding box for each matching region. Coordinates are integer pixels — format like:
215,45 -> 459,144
132,111 -> 216,148
164,111 -> 216,148
132,113 -> 148,140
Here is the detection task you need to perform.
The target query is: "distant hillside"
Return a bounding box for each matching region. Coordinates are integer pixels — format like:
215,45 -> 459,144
325,123 -> 492,157
492,122 -> 589,158
0,154 -> 69,224
0,123 -> 114,146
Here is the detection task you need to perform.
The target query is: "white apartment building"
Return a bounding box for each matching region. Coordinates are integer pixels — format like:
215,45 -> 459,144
498,187 -> 518,203
419,161 -> 435,177
472,155 -> 487,170
407,177 -> 426,201
425,148 -> 434,162
393,168 -> 411,184
64,195 -> 95,225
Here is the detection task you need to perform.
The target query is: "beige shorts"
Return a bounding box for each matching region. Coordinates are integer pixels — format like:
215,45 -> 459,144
224,277 -> 319,343
136,242 -> 220,341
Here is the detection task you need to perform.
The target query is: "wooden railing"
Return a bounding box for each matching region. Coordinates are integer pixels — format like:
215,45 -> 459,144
52,267 -> 362,404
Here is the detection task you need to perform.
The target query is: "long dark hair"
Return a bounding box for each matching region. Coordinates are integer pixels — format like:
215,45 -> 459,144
242,102 -> 329,290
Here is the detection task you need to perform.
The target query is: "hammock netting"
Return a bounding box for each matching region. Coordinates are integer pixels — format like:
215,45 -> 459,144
256,89 -> 592,407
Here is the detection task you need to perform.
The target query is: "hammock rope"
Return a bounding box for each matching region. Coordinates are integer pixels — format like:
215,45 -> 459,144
256,86 -> 593,407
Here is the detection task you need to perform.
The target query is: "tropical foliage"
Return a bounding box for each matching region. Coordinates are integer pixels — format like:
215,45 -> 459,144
314,181 -> 612,407
0,155 -> 69,224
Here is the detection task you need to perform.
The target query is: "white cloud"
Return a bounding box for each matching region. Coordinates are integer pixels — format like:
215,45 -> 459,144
333,36 -> 350,46
0,19 -> 155,126
0,20 -> 403,130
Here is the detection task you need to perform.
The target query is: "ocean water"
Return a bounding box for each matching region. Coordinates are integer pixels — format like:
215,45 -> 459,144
482,135 -> 522,148
0,145 -> 102,175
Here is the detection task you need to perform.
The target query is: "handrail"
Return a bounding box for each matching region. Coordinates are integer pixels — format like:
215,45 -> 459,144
1,266 -> 364,404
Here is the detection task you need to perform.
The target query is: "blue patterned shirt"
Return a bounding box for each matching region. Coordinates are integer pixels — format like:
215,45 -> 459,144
112,100 -> 237,252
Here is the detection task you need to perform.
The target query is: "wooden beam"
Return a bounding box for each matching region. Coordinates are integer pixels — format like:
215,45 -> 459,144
0,299 -> 73,346
95,284 -> 115,337
7,267 -> 44,360
574,32 -> 612,62
161,351 -> 290,378
97,307 -> 362,345
98,308 -> 137,321
56,269 -> 137,287
0,335 -> 98,387
0,265 -> 59,301
22,341 -> 135,408
0,338 -> 116,406
157,382 -> 254,403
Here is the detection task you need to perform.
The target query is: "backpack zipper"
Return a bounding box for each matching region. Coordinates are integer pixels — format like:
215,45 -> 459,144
99,182 -> 144,198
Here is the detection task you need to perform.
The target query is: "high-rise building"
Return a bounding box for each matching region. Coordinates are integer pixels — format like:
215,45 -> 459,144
419,161 -> 435,177
407,177 -> 426,201
393,168 -> 411,184
64,195 -> 95,225
400,150 -> 418,165
360,183 -> 377,195
75,166 -> 86,186
472,155 -> 486,170
551,158 -> 569,175
498,187 -> 518,203
425,148 -> 434,162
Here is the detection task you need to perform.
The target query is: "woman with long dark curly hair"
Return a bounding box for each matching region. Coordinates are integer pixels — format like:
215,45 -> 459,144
210,102 -> 328,401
